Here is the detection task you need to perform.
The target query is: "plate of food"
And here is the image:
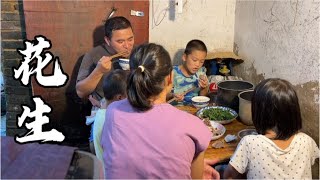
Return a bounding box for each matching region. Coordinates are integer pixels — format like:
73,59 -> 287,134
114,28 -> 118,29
203,119 -> 226,140
197,106 -> 238,124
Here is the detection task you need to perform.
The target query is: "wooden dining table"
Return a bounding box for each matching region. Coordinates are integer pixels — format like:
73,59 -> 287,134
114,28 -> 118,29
174,103 -> 254,161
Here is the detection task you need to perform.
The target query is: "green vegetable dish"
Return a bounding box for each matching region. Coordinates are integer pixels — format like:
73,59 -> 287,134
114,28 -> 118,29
202,108 -> 235,121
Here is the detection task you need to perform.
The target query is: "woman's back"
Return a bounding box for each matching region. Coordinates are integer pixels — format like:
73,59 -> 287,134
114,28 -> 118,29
101,99 -> 211,179
229,133 -> 319,179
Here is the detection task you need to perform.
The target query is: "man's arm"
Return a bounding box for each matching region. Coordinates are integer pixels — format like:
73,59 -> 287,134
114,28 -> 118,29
76,56 -> 112,98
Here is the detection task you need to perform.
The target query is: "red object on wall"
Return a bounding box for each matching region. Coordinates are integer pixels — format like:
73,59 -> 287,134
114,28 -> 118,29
22,1 -> 149,141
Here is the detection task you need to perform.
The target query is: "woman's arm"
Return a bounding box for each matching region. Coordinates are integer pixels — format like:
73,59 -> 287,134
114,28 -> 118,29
191,151 -> 205,179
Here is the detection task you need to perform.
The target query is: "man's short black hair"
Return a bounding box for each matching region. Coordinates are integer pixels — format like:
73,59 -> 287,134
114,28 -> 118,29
104,16 -> 132,39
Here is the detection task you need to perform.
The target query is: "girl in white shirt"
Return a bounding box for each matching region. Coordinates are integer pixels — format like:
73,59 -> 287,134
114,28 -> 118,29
224,78 -> 319,179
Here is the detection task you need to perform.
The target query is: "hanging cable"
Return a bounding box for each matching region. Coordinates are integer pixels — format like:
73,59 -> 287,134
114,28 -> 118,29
152,0 -> 169,28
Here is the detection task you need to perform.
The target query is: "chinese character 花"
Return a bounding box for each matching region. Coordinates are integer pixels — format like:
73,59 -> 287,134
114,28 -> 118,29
14,35 -> 68,87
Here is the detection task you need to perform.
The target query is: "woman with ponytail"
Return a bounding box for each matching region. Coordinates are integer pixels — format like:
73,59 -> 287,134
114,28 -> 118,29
101,43 -> 213,179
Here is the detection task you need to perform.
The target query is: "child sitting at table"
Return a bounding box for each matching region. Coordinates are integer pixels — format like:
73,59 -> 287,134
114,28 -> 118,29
172,39 -> 209,103
92,69 -> 128,162
223,78 -> 319,179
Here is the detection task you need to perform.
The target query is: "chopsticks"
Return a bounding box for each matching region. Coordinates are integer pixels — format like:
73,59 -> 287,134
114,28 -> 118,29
167,97 -> 177,104
183,86 -> 199,96
167,86 -> 199,103
110,51 -> 128,59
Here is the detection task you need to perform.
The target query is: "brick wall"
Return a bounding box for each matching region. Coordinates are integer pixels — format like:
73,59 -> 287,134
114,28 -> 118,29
1,0 -> 31,136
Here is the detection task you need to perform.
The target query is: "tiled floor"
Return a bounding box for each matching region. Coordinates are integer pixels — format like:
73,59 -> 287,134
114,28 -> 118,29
1,114 -> 6,136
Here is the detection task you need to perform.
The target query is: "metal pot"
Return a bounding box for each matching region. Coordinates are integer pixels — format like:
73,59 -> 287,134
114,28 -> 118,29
216,80 -> 254,112
238,90 -> 254,125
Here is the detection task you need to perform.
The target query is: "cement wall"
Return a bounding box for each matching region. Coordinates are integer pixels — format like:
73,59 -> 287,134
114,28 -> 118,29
233,0 -> 319,178
149,0 -> 236,64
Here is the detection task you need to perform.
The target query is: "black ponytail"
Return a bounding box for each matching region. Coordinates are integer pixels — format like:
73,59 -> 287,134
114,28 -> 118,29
127,43 -> 172,111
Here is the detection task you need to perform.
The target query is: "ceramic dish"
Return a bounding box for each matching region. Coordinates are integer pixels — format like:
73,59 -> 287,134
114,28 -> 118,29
191,96 -> 210,108
197,106 -> 238,124
209,121 -> 226,140
238,129 -> 258,139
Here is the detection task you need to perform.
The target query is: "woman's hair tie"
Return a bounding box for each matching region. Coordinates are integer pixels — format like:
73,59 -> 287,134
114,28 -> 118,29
138,65 -> 145,72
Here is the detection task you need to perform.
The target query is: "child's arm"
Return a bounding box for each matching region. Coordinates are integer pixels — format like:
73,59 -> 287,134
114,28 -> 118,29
223,164 -> 246,179
199,74 -> 209,96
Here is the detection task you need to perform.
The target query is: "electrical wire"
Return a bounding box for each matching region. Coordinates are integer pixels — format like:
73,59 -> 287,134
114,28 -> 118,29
152,0 -> 170,28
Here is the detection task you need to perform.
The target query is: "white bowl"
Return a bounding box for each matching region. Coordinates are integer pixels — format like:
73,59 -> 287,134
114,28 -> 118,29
119,58 -> 130,70
191,96 -> 210,108
209,121 -> 226,140
238,129 -> 258,139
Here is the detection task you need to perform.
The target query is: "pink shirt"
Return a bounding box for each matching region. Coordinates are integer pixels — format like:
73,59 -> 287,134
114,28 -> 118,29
101,99 -> 211,179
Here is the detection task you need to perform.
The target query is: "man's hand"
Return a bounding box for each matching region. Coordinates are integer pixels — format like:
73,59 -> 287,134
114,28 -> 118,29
96,56 -> 112,73
203,159 -> 220,180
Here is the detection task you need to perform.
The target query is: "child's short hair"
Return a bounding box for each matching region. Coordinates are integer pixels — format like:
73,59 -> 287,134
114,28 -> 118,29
252,78 -> 302,140
184,39 -> 207,55
103,69 -> 128,100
